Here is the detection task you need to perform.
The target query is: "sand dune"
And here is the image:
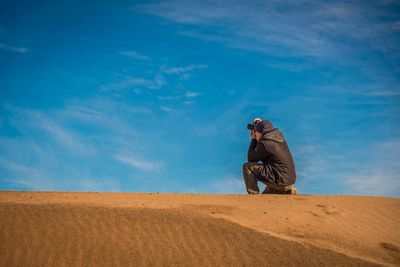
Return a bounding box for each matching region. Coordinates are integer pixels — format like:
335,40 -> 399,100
0,192 -> 399,266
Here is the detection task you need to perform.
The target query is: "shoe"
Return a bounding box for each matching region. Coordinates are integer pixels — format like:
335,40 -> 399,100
286,187 -> 297,195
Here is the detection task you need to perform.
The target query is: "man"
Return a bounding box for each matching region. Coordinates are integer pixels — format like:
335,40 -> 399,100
243,119 -> 297,195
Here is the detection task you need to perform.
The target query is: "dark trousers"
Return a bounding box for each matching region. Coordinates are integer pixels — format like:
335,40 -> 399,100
242,162 -> 293,194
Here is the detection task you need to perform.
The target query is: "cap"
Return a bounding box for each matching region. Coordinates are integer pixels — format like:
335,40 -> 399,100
254,120 -> 274,134
253,117 -> 262,124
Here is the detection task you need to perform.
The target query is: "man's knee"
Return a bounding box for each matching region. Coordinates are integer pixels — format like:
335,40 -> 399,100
243,162 -> 262,174
242,162 -> 260,194
242,162 -> 251,172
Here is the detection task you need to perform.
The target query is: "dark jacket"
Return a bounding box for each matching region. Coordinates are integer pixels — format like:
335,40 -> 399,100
247,128 -> 296,185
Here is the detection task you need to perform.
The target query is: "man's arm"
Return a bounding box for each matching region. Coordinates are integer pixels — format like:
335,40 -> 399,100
247,139 -> 267,162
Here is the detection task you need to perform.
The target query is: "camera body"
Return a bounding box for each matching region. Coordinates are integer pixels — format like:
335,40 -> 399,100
247,118 -> 262,131
247,124 -> 255,130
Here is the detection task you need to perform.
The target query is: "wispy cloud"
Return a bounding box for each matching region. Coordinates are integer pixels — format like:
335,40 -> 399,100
156,90 -> 202,106
326,139 -> 400,197
161,64 -> 207,74
345,174 -> 400,197
7,96 -> 167,178
0,96 -> 161,191
182,91 -> 201,105
0,161 -> 121,192
119,50 -> 151,60
314,84 -> 400,98
5,105 -> 97,156
161,64 -> 207,80
266,61 -> 312,73
136,0 -> 400,100
136,1 -> 400,60
63,98 -> 152,129
0,96 -> 159,191
365,89 -> 400,96
340,140 -> 400,196
114,154 -> 160,172
101,75 -> 166,91
0,42 -> 29,53
99,61 -> 206,111
185,91 -> 200,98
0,157 -> 54,190
0,140 -> 121,192
36,115 -> 97,156
160,106 -> 172,112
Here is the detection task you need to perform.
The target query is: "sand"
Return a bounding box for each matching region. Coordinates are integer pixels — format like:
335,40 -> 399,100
0,191 -> 399,266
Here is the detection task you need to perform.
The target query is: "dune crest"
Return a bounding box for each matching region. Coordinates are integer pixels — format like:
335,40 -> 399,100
0,191 -> 399,266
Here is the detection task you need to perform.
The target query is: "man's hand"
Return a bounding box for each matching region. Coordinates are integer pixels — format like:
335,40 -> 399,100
250,130 -> 256,140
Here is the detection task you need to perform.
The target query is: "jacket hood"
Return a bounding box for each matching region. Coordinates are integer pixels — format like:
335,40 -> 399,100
255,120 -> 274,133
262,128 -> 284,143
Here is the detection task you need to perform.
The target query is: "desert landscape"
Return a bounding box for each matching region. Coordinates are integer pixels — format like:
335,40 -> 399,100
0,191 -> 399,266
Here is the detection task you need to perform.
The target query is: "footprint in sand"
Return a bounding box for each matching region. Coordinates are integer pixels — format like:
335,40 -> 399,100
381,242 -> 400,252
309,211 -> 322,217
381,242 -> 400,263
316,204 -> 342,215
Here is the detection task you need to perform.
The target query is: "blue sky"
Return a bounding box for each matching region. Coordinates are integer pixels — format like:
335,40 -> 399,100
0,1 -> 399,197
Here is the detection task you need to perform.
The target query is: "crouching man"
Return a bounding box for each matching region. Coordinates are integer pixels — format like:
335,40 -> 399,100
243,119 -> 297,195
